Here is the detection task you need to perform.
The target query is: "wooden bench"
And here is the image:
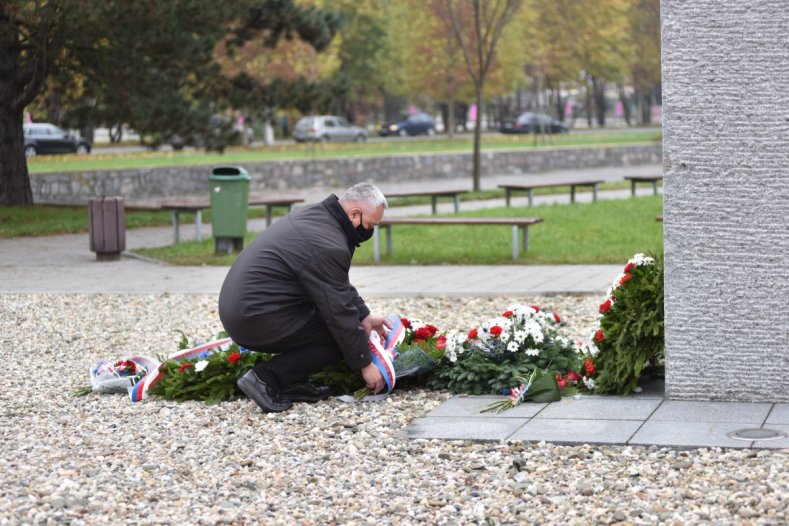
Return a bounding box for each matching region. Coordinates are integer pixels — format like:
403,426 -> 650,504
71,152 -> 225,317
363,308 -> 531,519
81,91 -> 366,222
499,179 -> 605,207
372,216 -> 543,262
384,189 -> 469,214
159,195 -> 304,244
625,175 -> 663,196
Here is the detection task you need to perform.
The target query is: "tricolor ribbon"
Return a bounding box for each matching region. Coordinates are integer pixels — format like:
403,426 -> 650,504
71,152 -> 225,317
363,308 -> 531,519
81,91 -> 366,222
129,337 -> 233,402
369,332 -> 396,393
383,316 -> 406,351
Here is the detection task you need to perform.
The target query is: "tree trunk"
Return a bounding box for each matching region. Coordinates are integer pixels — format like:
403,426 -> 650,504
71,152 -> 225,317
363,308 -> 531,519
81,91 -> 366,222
555,89 -> 566,121
593,77 -> 606,127
109,123 -> 123,143
0,108 -> 34,205
447,98 -> 455,138
617,83 -> 632,126
584,78 -> 593,128
641,92 -> 653,124
472,86 -> 483,192
0,17 -> 36,206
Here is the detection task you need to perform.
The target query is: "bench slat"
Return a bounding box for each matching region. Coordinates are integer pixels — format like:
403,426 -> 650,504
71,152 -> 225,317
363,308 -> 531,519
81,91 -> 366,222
373,216 -> 543,262
379,217 -> 542,226
158,196 -> 304,244
624,175 -> 663,196
498,180 -> 604,207
384,189 -> 468,214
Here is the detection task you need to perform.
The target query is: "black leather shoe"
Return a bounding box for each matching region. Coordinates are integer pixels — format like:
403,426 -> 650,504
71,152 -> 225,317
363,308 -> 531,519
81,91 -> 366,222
237,370 -> 293,412
279,382 -> 334,403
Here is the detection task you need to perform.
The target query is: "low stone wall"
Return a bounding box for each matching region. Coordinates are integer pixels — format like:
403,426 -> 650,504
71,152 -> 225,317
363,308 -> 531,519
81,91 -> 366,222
31,143 -> 661,205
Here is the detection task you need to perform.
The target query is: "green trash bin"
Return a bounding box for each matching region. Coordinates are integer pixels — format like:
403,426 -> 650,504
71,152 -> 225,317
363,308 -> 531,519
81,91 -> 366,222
209,166 -> 250,254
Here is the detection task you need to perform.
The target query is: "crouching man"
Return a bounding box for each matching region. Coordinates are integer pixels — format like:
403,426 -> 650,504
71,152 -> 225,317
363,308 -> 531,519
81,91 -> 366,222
218,182 -> 390,412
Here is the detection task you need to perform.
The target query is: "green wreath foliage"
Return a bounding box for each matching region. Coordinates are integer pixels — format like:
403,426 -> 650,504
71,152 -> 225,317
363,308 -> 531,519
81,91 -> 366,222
588,253 -> 664,395
150,335 -> 271,404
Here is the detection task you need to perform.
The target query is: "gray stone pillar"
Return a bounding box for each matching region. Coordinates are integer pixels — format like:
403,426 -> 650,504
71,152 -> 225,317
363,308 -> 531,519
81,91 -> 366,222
662,1 -> 789,401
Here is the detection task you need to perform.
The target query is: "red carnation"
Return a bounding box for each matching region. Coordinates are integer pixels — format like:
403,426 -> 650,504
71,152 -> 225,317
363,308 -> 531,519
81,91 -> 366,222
468,328 -> 478,340
436,335 -> 446,350
424,324 -> 438,337
557,377 -> 568,389
227,352 -> 242,365
414,327 -> 433,342
624,262 -> 635,273
502,310 -> 514,318
584,357 -> 597,376
553,312 -> 561,323
490,325 -> 503,337
620,273 -> 632,286
599,299 -> 612,314
530,305 -> 541,312
565,370 -> 582,383
400,318 -> 411,328
178,362 -> 194,373
595,329 -> 604,343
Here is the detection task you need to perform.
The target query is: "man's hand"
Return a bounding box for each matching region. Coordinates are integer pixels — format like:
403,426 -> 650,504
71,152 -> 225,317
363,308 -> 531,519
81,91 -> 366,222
361,314 -> 392,339
361,363 -> 385,393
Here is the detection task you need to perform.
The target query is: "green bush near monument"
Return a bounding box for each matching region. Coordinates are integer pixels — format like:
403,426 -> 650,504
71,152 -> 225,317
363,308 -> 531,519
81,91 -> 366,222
578,253 -> 665,395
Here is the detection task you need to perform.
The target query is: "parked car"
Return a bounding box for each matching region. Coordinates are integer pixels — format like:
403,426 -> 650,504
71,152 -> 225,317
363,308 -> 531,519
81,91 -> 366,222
379,112 -> 436,137
23,123 -> 91,156
292,115 -> 367,142
499,112 -> 569,134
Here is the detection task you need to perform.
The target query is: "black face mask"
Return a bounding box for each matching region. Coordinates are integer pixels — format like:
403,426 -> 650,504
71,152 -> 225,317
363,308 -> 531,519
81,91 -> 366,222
356,212 -> 375,242
356,225 -> 375,242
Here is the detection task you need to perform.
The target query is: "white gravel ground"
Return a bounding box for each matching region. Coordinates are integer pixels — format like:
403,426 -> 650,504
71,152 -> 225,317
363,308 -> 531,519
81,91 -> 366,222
1,293 -> 786,525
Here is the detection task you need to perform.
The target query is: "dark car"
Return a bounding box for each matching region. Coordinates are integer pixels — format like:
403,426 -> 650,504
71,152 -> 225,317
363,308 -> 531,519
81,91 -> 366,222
499,112 -> 569,134
379,112 -> 436,137
23,123 -> 91,156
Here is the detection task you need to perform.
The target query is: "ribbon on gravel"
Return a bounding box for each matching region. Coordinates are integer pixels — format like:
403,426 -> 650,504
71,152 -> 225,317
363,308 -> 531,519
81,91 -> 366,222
129,338 -> 233,402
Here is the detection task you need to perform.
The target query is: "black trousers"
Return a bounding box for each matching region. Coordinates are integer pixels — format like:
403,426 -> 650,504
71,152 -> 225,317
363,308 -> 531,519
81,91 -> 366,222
248,310 -> 344,389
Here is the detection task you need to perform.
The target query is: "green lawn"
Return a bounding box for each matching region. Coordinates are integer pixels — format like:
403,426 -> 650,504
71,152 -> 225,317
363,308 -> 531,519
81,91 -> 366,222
134,195 -> 664,266
0,204 -> 289,238
1,181 -> 655,239
27,130 -> 661,173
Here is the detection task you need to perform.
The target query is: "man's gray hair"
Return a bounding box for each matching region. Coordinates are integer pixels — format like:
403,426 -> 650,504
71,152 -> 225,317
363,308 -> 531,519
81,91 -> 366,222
339,182 -> 388,209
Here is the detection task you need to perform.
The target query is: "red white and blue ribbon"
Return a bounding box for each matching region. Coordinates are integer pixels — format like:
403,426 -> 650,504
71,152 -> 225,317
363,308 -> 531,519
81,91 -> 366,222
369,332 -> 396,393
129,338 -> 233,402
383,316 -> 406,352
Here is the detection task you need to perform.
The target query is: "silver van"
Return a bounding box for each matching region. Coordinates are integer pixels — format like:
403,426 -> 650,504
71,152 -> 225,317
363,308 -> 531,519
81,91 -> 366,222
293,116 -> 367,142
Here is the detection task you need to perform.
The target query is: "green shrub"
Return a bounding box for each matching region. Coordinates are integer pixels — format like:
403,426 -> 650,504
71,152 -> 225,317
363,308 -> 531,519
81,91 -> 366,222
578,253 -> 664,394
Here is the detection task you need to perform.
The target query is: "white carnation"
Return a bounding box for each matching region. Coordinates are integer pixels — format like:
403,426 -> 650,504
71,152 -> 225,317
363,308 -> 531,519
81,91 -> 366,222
629,253 -> 655,266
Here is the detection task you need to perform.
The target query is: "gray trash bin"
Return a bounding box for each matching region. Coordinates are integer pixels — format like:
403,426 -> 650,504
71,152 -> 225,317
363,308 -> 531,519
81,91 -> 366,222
88,196 -> 126,261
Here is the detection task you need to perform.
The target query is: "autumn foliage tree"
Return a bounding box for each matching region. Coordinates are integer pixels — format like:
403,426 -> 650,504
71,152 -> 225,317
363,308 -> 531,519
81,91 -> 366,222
0,0 -> 342,206
433,0 -> 523,191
